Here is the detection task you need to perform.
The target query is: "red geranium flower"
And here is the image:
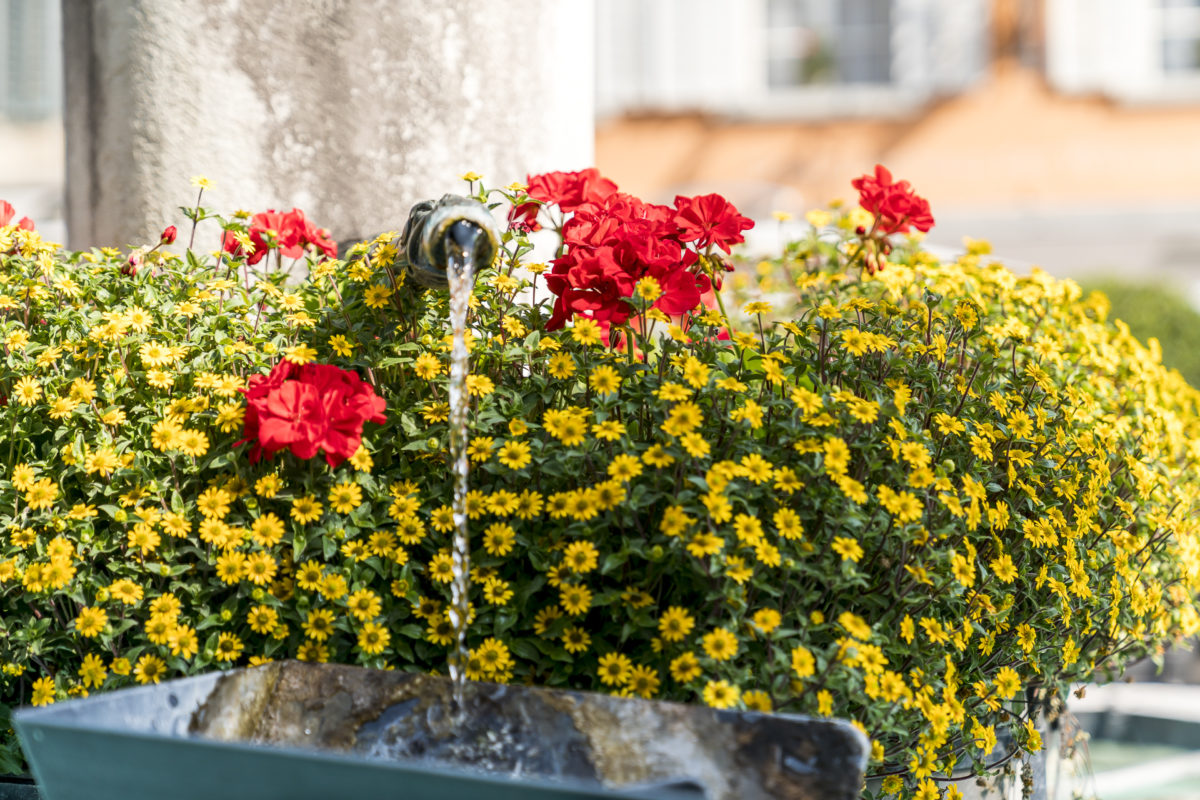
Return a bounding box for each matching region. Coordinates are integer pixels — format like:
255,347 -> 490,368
851,165 -> 934,235
237,361 -> 386,468
224,208 -> 336,265
508,168 -> 620,232
673,193 -> 754,254
0,200 -> 35,231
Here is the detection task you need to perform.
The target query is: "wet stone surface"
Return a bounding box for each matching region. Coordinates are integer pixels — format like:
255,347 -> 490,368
188,661 -> 868,800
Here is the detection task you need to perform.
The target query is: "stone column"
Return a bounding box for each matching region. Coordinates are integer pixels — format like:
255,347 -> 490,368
62,0 -> 594,249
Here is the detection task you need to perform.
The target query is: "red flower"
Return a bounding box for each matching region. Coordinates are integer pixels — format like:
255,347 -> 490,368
851,165 -> 934,235
544,246 -> 636,331
223,208 -> 336,264
0,200 -> 35,231
237,361 -> 386,468
508,168 -> 620,231
160,225 -> 177,245
673,193 -> 754,254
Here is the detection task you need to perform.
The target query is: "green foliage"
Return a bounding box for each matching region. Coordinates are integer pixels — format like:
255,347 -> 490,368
0,186 -> 1197,800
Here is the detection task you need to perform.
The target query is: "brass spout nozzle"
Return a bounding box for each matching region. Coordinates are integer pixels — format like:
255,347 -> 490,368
403,195 -> 500,289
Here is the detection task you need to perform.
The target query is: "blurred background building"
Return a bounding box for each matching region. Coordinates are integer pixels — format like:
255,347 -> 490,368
596,0 -> 1200,283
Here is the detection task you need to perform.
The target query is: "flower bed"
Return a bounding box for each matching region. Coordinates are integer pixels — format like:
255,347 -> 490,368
0,170 -> 1197,799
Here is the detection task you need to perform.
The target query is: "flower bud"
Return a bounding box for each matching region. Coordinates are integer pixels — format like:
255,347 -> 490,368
160,225 -> 177,245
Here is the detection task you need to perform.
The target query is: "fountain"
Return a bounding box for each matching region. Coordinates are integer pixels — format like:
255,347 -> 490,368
11,194 -> 869,800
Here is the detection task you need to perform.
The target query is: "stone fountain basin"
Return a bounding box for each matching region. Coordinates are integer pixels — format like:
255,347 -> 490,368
14,661 -> 867,800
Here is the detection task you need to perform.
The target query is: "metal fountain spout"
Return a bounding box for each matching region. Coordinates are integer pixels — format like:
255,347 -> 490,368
400,194 -> 500,288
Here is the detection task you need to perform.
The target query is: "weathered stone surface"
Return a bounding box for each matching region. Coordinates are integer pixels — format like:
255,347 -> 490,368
189,661 -> 869,800
62,0 -> 594,250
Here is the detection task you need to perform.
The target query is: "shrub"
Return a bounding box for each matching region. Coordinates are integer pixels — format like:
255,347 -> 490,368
0,172 -> 1197,799
1081,279 -> 1200,389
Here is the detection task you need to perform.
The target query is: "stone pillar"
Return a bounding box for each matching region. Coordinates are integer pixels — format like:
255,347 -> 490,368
62,0 -> 594,249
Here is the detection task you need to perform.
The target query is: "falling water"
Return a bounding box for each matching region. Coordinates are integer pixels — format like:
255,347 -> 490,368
444,245 -> 475,716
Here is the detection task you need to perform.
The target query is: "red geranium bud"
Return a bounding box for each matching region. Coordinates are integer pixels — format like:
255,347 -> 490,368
160,225 -> 177,245
122,255 -> 140,277
855,226 -> 867,236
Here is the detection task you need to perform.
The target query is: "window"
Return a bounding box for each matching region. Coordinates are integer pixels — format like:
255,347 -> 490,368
0,0 -> 62,121
1160,0 -> 1200,74
765,0 -> 892,88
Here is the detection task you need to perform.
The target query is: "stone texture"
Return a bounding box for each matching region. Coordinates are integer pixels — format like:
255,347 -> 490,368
189,661 -> 869,800
62,0 -> 593,250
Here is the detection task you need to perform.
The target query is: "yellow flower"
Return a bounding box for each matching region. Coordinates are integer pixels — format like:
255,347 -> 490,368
743,689 -> 772,712
628,665 -> 660,698
75,606 -> 108,638
465,374 -> 494,397
588,365 -> 622,395
590,419 -> 624,442
543,408 -> 589,446
347,589 -> 382,621
570,317 -> 603,347
328,481 -> 363,514
561,626 -> 591,653
563,540 -> 599,573
244,552 -> 278,586
559,584 -> 592,616
482,522 -> 516,556
358,622 -> 390,655
13,376 -> 41,405
304,608 -> 336,641
363,283 -> 393,309
177,429 -> 209,458
658,607 -> 695,642
831,536 -> 864,562
197,486 -> 231,519
283,344 -> 318,365
701,627 -> 738,661
146,370 -> 175,389
78,653 -> 107,688
791,645 -> 816,679
215,632 -> 244,663
168,625 -> 199,659
291,495 -> 323,524
250,513 -> 285,547
702,680 -> 739,709
10,463 -> 35,491
547,352 -> 576,379
134,654 -> 168,685
597,652 -> 633,686
668,651 -> 700,683
752,608 -> 782,635
255,474 -> 283,498
680,433 -> 710,459
31,676 -> 56,706
329,334 -> 354,357
428,551 -> 456,583
994,666 -> 1021,699
247,604 -> 279,634
24,477 -> 58,510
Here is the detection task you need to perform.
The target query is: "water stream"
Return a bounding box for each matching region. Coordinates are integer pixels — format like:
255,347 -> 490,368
444,246 -> 475,716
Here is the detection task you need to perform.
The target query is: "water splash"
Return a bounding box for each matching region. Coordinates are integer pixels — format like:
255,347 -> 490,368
444,245 -> 474,717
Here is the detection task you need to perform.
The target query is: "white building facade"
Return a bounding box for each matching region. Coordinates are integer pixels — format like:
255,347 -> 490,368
595,0 -> 1200,119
